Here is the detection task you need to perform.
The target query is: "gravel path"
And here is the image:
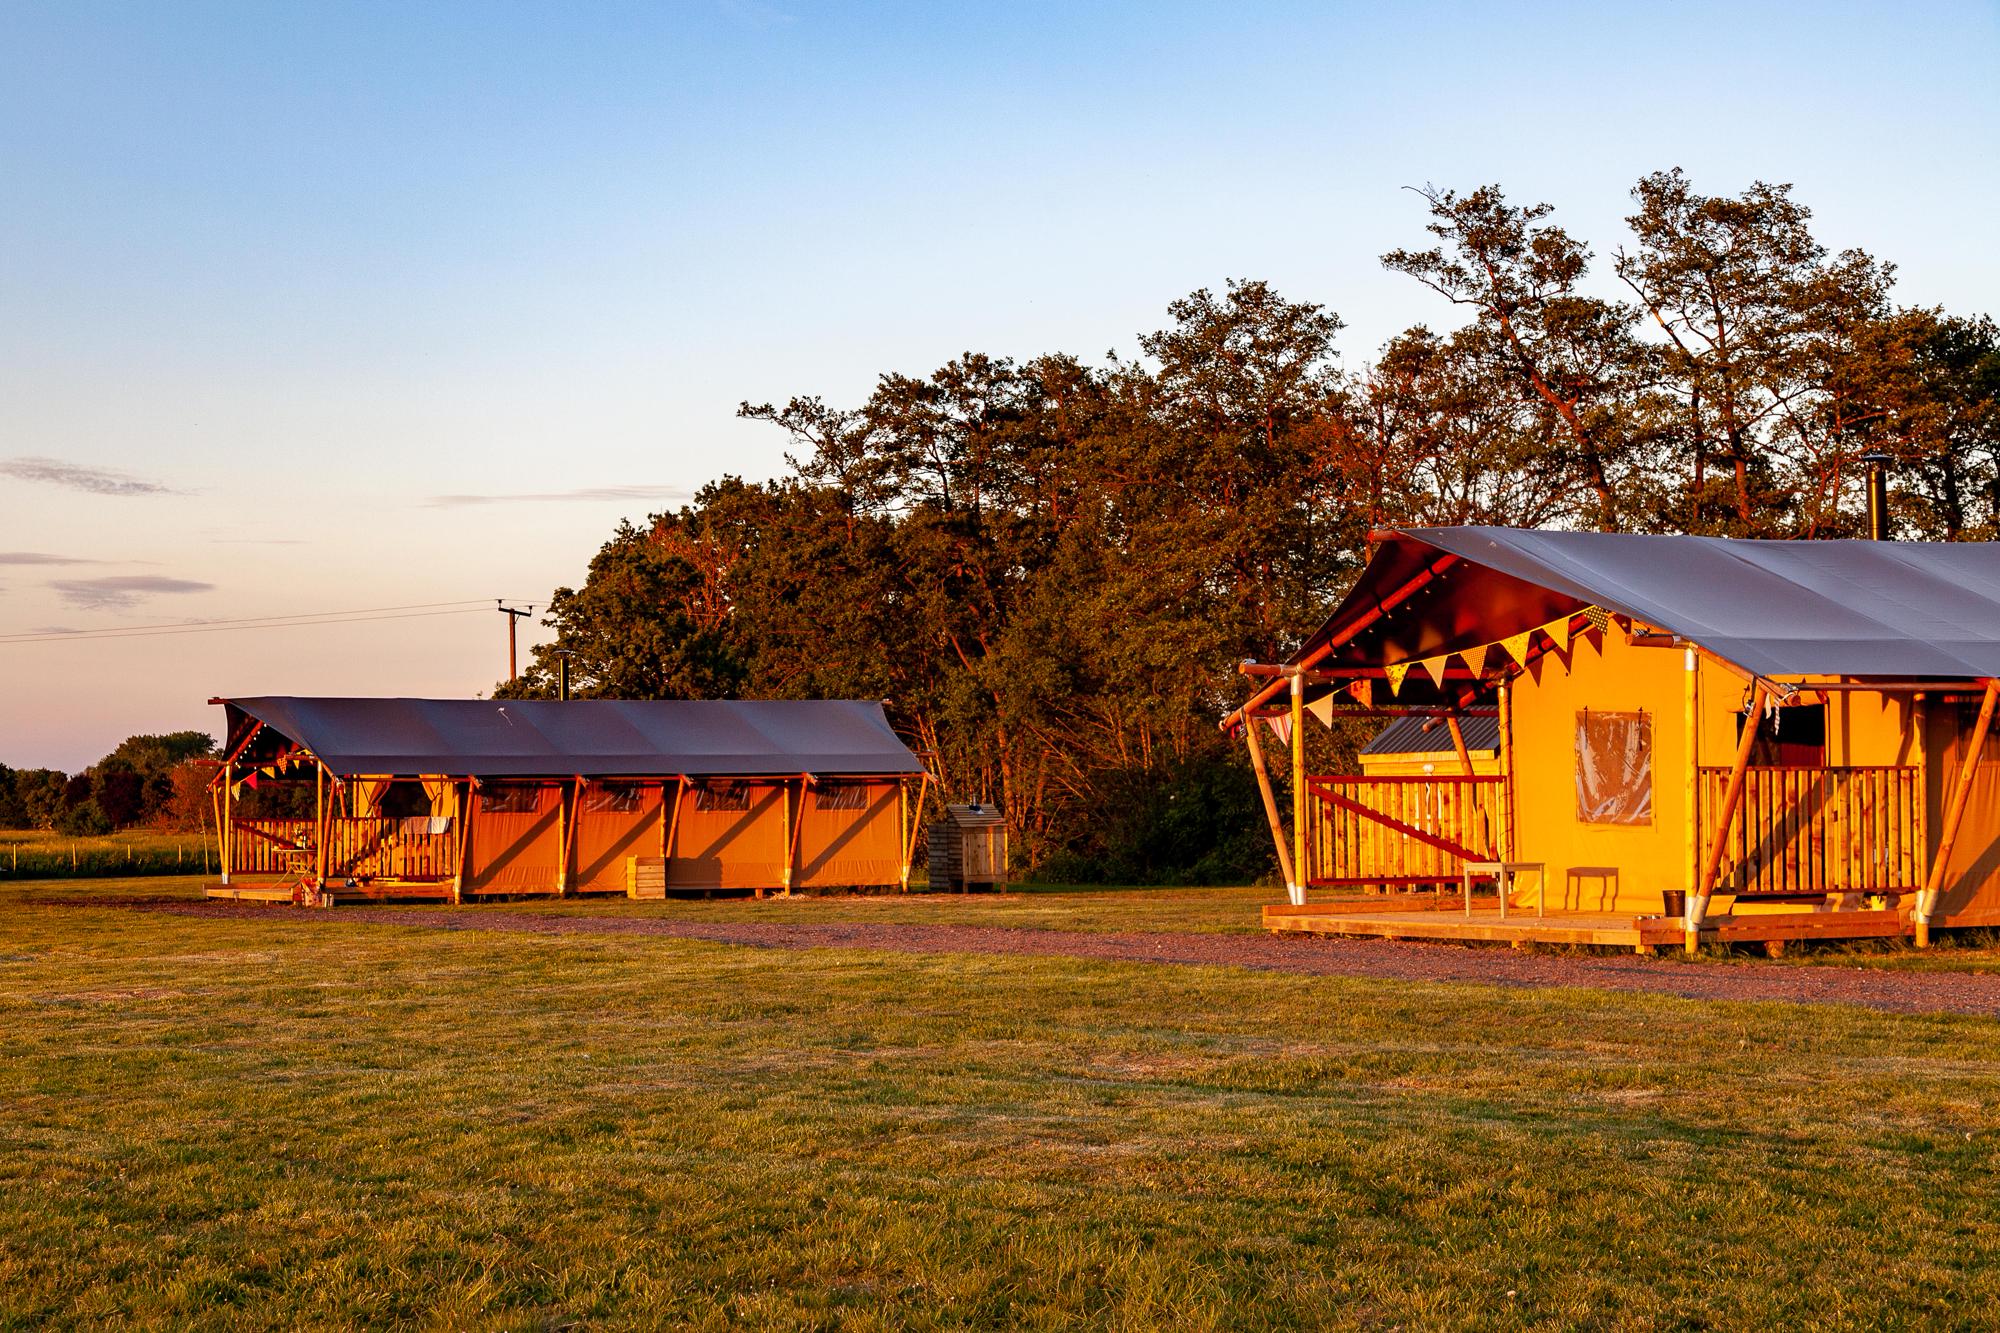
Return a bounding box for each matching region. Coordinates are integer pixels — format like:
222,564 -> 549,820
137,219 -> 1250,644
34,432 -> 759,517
131,899 -> 2000,1018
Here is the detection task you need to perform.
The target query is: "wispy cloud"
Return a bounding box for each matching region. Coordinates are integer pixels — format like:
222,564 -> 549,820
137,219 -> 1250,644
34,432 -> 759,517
426,485 -> 693,508
1,456 -> 181,496
49,575 -> 215,611
0,551 -> 99,566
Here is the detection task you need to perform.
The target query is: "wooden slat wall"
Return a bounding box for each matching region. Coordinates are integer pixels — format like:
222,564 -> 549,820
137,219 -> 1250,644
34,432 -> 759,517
1303,775 -> 1503,886
231,817 -> 456,880
1697,765 -> 1922,895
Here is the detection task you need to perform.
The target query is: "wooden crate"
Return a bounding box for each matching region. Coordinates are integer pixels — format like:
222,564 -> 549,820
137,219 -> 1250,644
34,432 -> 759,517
927,804 -> 1008,891
626,855 -> 667,900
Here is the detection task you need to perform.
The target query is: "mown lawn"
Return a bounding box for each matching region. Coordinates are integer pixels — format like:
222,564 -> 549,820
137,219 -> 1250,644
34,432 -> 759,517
4,877 -> 2000,1328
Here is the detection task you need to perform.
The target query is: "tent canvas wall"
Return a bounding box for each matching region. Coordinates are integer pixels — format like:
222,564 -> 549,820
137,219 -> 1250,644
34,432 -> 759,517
207,697 -> 930,905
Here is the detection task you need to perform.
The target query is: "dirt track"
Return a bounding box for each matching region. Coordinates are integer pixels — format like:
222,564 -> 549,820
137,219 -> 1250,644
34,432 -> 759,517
128,899 -> 2000,1018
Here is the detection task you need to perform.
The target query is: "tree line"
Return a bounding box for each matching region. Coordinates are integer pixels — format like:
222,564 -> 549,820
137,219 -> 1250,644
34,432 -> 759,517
489,170 -> 1992,880
0,733 -> 218,834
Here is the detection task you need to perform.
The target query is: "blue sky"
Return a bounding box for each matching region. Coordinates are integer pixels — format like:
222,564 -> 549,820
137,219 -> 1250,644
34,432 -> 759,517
3,1 -> 1997,769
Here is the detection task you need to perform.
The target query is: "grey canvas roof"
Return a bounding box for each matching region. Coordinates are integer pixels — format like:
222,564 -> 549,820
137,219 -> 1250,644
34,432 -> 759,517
1361,714 -> 1501,756
1294,527 -> 2000,682
216,697 -> 925,779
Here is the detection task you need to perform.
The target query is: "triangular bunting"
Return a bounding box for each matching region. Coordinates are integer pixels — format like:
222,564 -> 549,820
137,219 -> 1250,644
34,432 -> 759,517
1306,693 -> 1338,728
1419,654 -> 1452,689
1501,630 -> 1535,670
1458,643 -> 1488,678
1583,605 -> 1611,635
1384,661 -> 1412,697
1347,679 -> 1373,708
1263,713 -> 1293,746
1547,616 -> 1575,654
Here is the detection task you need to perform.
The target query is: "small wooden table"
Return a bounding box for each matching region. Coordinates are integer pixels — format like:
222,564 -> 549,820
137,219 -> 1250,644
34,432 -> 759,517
1462,861 -> 1547,919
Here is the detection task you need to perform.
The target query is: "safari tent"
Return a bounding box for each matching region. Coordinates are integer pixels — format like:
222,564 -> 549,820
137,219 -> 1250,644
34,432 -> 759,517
206,697 -> 930,905
1232,528 -> 2000,953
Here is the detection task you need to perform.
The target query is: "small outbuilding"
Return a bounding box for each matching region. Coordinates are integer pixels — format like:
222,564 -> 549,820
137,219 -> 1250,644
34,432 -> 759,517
207,697 -> 930,905
927,804 -> 1008,891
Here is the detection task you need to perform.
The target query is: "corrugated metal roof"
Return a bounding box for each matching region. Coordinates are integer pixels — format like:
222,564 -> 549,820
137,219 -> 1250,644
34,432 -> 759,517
1360,715 -> 1500,755
216,697 -> 925,779
1294,527 -> 2000,683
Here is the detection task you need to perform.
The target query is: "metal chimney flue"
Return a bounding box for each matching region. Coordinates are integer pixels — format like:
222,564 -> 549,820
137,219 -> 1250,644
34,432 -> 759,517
1863,452 -> 1892,541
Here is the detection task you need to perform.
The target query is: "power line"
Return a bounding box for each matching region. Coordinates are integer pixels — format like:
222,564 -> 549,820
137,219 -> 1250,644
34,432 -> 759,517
0,601 -> 539,646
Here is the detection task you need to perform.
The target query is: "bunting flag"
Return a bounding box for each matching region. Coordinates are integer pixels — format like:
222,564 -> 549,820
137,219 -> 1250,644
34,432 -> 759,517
1459,642 -> 1489,678
1384,661 -> 1412,696
1501,630 -> 1536,670
1263,713 -> 1293,746
1347,679 -> 1373,708
1419,654 -> 1452,689
1306,692 -> 1339,728
1549,615 -> 1575,654
1583,604 -> 1611,635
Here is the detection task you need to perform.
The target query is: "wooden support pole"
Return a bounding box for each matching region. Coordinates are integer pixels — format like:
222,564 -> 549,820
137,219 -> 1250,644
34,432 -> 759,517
1242,717 -> 1299,902
452,778 -> 474,904
1497,681 -> 1515,863
901,773 -> 930,890
785,774 -> 810,897
1446,715 -> 1475,776
559,777 -> 582,896
664,776 -> 685,866
1684,646 -> 1700,914
1290,672 -> 1307,900
314,762 -> 327,906
1692,683 -> 1769,953
221,756 -> 236,886
1917,677 -> 1999,946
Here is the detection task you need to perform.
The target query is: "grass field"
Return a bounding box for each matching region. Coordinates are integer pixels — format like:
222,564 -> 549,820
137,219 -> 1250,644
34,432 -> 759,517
6,876 -> 2000,1328
0,828 -> 215,879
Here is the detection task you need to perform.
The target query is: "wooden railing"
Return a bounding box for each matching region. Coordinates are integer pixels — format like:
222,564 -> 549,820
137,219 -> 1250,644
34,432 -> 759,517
1303,775 -> 1503,886
232,818 -> 457,881
1698,766 -> 1923,897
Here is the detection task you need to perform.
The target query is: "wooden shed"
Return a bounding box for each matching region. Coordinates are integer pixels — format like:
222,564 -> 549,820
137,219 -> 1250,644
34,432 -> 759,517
205,697 -> 932,906
927,804 -> 1008,891
1229,527 -> 2000,954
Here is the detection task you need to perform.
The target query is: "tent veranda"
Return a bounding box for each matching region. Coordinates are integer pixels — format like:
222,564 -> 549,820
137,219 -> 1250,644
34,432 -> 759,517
1231,528 -> 2000,952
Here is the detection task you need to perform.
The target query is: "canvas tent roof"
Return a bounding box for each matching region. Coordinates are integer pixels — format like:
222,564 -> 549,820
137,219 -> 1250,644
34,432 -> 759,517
1294,527 -> 2000,683
215,697 -> 926,779
1361,714 -> 1500,756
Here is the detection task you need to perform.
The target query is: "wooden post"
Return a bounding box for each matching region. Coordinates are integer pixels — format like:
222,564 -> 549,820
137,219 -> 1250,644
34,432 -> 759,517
559,777 -> 582,896
314,762 -> 328,906
221,757 -> 234,886
1446,715 -> 1475,776
1497,681 -> 1515,863
901,773 -> 930,890
785,775 -> 809,897
1685,646 -> 1700,911
663,775 -> 685,865
452,778 -> 474,905
1692,684 -> 1769,953
1289,671 -> 1307,901
1242,717 -> 1299,902
1917,677 -> 1999,946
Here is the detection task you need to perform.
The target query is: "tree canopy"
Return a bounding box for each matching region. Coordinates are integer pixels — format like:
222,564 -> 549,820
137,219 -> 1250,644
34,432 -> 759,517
498,171 -> 2000,882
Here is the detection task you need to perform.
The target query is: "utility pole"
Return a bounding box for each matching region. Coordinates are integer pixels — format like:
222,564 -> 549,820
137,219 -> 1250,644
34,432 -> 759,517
497,602 -> 533,681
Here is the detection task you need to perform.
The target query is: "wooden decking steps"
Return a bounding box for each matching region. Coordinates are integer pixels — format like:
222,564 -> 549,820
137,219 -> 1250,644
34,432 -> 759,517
1264,900 -> 1913,950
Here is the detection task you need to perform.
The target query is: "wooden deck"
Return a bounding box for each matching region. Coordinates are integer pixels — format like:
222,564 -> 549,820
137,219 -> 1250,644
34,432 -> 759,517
1264,898 -> 1913,951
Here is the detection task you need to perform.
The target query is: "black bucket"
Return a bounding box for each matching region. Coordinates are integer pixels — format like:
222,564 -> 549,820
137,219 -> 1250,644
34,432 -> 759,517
1661,889 -> 1687,918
